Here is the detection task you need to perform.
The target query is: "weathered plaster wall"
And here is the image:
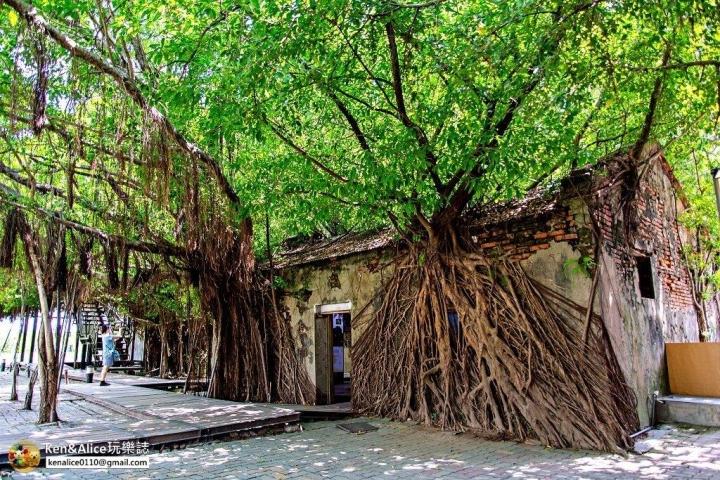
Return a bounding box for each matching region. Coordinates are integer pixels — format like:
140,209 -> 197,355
279,206 -> 596,398
279,251 -> 392,387
596,157 -> 700,426
520,238 -> 595,312
279,156 -> 702,426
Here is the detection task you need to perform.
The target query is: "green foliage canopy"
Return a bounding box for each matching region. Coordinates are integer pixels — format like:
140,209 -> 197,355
0,0 -> 718,256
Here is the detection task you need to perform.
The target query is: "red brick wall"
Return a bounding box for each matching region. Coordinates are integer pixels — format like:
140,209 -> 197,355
470,206 -> 591,261
468,159 -> 694,313
594,165 -> 695,311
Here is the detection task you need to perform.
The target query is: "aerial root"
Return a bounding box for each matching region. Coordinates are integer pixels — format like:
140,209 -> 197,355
353,243 -> 638,452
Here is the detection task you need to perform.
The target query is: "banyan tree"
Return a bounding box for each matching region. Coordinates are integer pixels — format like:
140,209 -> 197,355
1,0 -> 719,451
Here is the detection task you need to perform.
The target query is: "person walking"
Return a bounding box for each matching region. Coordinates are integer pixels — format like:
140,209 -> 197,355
98,324 -> 119,386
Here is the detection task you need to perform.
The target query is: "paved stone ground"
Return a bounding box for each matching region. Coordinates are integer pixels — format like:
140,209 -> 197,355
0,372 -> 718,479
5,419 -> 719,479
0,369 -> 130,437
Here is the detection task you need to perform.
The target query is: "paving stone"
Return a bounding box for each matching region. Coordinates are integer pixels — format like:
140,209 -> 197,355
1,372 -> 719,478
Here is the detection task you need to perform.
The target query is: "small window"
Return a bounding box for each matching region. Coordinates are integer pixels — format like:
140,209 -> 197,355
636,256 -> 655,299
448,310 -> 460,333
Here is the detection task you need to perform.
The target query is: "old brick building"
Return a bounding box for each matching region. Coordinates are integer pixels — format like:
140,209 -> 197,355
276,147 -> 716,427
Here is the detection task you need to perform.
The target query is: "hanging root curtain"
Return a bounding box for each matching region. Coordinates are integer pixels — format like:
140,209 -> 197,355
195,217 -> 313,404
353,237 -> 638,452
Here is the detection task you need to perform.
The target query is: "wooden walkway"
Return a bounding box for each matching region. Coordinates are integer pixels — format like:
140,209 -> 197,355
64,382 -> 300,436
63,368 -> 354,418
64,367 -> 188,389
0,373 -> 299,464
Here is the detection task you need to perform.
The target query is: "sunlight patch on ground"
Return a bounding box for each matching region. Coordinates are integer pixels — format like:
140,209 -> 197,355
1,371 -> 718,480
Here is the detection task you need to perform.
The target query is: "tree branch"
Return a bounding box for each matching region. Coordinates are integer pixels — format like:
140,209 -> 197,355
4,0 -> 241,206
385,22 -> 443,194
633,43 -> 672,157
0,158 -> 63,197
335,86 -> 399,119
628,59 -> 720,71
326,88 -> 371,152
266,120 -> 350,183
330,18 -> 396,110
434,2 -> 602,225
0,194 -> 186,257
2,125 -> 151,205
166,5 -> 243,72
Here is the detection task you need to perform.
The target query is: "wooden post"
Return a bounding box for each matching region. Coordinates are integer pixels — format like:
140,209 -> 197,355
85,338 -> 93,367
28,310 -> 38,364
19,311 -> 29,362
73,316 -> 81,369
82,341 -> 88,368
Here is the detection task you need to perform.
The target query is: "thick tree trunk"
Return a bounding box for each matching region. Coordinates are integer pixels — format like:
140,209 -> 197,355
21,221 -> 59,423
35,305 -> 60,422
204,278 -> 270,401
198,219 -> 311,404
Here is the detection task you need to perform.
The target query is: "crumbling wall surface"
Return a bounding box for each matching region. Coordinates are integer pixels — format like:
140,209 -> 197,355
520,240 -> 595,312
279,251 -> 392,387
596,155 -> 699,426
471,197 -> 598,327
470,200 -> 594,263
280,202 -> 600,396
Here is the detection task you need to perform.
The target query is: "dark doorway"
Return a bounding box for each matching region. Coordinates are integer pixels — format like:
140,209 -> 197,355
314,309 -> 352,404
331,312 -> 352,402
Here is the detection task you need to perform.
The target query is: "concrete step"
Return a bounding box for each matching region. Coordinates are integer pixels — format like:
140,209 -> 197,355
656,395 -> 720,427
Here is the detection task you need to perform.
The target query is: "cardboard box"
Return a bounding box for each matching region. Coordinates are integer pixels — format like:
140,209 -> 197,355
666,342 -> 720,397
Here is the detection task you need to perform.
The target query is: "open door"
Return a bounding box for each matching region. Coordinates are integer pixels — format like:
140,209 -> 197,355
331,312 -> 351,402
314,304 -> 352,405
314,313 -> 333,404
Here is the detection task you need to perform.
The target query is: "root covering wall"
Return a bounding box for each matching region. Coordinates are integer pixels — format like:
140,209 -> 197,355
278,152 -> 706,448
